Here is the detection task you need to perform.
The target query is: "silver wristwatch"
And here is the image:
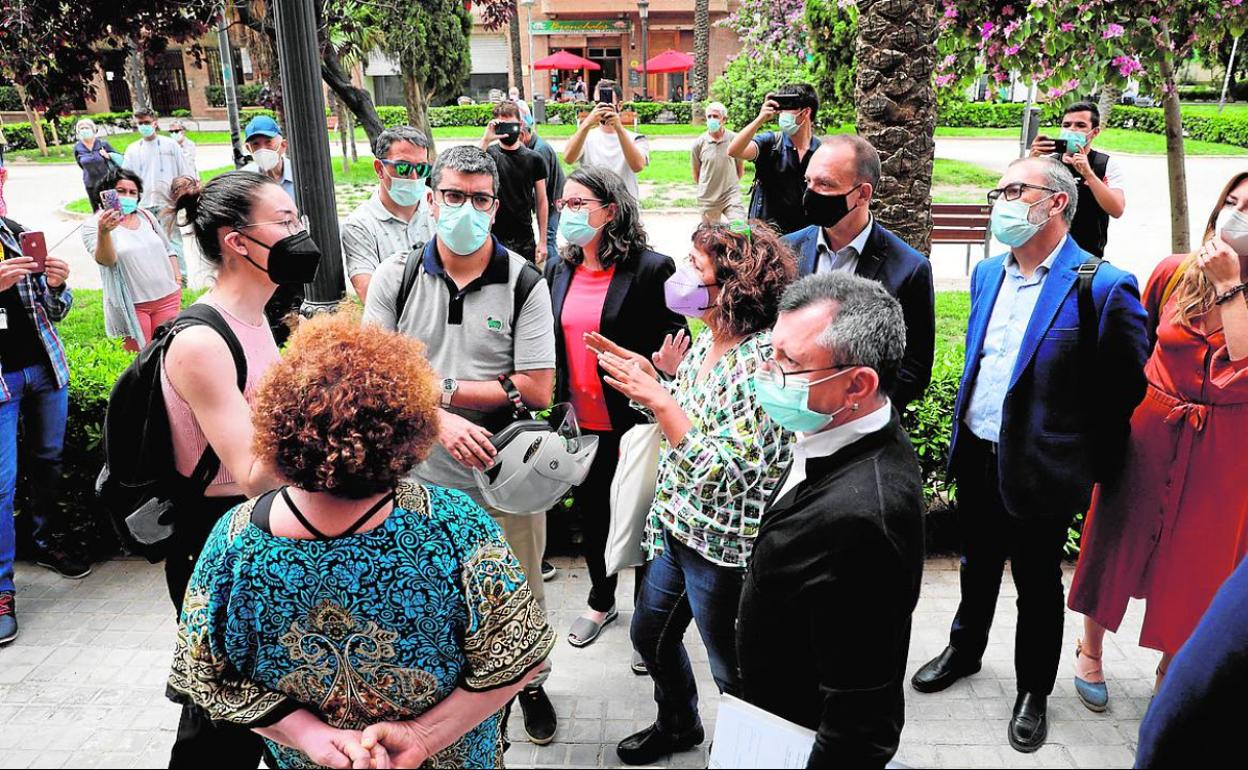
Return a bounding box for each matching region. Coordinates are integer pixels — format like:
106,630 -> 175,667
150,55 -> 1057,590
441,378 -> 459,407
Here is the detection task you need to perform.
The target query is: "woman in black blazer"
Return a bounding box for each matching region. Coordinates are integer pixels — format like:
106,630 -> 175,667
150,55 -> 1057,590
545,165 -> 687,652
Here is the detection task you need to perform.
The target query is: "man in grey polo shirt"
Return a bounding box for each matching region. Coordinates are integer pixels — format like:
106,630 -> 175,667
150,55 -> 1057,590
363,145 -> 561,745
341,126 -> 435,303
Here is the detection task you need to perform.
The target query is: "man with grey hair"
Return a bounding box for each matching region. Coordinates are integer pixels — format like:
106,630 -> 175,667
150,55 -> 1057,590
340,125 -> 434,303
912,155 -> 1149,754
783,134 -> 936,411
739,271 -> 925,768
362,144 -> 562,745
691,101 -> 745,224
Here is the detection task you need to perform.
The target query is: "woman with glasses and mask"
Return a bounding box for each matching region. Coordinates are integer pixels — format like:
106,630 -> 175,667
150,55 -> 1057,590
162,170 -> 322,768
1068,171 -> 1248,711
84,169 -> 183,352
589,220 -> 795,766
543,166 -> 687,652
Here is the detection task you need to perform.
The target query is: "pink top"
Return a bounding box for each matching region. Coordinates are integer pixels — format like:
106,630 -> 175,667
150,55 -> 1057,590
562,264 -> 615,431
161,297 -> 281,489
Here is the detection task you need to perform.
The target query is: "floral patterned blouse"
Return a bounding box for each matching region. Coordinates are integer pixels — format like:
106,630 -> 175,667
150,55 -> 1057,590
167,482 -> 556,769
640,328 -> 793,568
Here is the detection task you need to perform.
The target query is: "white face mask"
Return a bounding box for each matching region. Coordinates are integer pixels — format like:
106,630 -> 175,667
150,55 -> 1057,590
253,148 -> 281,173
1216,207 -> 1248,256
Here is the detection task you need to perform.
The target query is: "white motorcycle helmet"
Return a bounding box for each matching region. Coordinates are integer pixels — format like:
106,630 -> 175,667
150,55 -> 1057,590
474,403 -> 600,515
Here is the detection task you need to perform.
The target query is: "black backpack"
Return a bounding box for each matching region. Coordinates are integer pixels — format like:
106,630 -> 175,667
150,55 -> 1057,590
96,304 -> 246,562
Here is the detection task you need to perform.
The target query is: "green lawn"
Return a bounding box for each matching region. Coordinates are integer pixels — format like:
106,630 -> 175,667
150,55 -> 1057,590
1180,101 -> 1248,118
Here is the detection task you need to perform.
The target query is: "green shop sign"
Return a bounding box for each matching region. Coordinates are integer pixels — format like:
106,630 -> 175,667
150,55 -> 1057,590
529,19 -> 632,35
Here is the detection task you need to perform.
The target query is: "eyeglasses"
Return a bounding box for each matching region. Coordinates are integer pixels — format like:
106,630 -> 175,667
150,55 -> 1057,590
437,188 -> 498,212
758,357 -> 860,389
987,183 -> 1059,205
379,159 -> 432,179
238,214 -> 309,236
554,197 -> 604,213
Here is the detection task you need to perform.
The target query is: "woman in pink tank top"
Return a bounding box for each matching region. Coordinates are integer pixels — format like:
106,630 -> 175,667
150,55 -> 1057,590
161,170 -> 333,768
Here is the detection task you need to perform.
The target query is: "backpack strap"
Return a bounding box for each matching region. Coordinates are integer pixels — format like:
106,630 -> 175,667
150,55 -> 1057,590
393,245 -> 425,320
512,259 -> 543,337
1076,255 -> 1103,408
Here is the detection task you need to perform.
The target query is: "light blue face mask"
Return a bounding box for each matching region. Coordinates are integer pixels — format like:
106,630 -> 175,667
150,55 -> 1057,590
137,124 -> 156,138
778,112 -> 800,137
558,207 -> 604,247
1058,129 -> 1088,153
387,176 -> 427,208
706,118 -> 722,133
754,367 -> 852,433
119,196 -> 140,215
990,196 -> 1054,248
437,200 -> 492,255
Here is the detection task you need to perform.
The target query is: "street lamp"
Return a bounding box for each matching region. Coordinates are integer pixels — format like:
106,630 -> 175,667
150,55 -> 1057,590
521,0 -> 536,103
638,0 -> 650,101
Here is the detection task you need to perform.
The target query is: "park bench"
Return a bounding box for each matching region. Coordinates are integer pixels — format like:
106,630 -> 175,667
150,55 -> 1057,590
932,202 -> 993,274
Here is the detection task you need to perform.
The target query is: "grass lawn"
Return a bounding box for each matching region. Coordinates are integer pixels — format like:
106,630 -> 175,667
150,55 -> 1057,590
1180,101 -> 1248,118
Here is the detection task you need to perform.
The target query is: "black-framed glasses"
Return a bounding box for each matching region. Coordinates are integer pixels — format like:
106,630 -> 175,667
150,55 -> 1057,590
437,188 -> 498,212
758,357 -> 861,389
238,214 -> 309,236
379,159 -> 432,179
554,197 -> 604,213
987,182 -> 1059,205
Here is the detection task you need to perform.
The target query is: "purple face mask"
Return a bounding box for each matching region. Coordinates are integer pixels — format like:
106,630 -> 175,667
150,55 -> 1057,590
664,265 -> 718,318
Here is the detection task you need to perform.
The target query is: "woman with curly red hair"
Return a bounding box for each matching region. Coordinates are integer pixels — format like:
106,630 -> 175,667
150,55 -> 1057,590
168,311 -> 556,769
588,220 -> 796,766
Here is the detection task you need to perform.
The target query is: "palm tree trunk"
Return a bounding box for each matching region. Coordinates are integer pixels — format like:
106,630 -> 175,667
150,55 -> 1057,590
1158,41 -> 1190,253
1097,81 -> 1120,126
509,12 -> 524,99
125,40 -> 150,112
692,0 -> 710,125
853,0 -> 939,254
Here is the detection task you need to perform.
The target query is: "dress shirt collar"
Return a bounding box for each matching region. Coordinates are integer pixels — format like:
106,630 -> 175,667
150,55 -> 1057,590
1005,234 -> 1067,283
795,398 -> 893,460
816,215 -> 873,262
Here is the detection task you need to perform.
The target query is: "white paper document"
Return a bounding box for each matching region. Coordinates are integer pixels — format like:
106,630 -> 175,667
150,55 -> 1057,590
708,694 -> 816,769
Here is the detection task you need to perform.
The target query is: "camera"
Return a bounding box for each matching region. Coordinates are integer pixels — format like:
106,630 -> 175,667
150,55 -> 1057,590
767,92 -> 803,111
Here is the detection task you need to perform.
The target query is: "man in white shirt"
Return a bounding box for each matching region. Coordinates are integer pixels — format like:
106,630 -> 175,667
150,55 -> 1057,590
123,108 -> 194,279
341,126 -> 434,303
563,102 -> 650,200
168,119 -> 198,176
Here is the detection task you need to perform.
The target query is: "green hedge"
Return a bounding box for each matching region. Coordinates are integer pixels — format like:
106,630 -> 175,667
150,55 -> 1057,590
0,85 -> 21,112
1176,84 -> 1220,101
203,84 -> 266,108
1,111 -> 135,151
411,101 -> 698,128
1108,104 -> 1248,148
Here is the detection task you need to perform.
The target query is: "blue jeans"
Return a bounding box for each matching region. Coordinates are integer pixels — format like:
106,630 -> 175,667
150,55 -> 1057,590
0,365 -> 69,594
546,209 -> 560,264
631,529 -> 746,733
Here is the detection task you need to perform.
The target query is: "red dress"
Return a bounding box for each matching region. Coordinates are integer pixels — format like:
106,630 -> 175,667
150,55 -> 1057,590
1069,254 -> 1248,655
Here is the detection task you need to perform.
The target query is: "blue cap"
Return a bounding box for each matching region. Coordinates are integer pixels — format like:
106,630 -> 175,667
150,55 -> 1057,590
244,115 -> 282,140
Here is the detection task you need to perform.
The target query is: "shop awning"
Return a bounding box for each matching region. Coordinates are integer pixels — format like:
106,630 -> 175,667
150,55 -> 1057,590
637,50 -> 695,73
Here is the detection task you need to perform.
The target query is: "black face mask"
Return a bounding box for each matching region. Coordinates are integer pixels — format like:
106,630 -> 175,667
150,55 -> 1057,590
236,229 -> 322,285
803,184 -> 864,229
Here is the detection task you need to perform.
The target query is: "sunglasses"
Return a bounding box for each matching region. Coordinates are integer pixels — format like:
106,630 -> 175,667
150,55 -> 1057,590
379,159 -> 432,179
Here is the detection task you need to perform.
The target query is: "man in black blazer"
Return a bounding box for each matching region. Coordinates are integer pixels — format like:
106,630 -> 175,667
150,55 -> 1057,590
738,272 -> 925,769
782,136 -> 935,409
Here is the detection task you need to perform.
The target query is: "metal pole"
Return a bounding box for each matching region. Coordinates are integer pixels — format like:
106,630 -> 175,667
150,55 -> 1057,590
1019,80 -> 1036,159
216,5 -> 245,169
1219,35 -> 1240,115
273,0 -> 344,311
640,11 -> 649,100
526,3 -> 537,103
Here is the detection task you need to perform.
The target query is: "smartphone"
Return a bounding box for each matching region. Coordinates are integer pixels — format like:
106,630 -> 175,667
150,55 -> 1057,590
597,101 -> 616,112
19,231 -> 47,274
767,92 -> 802,110
100,189 -> 122,212
497,122 -> 522,142
1051,138 -> 1069,155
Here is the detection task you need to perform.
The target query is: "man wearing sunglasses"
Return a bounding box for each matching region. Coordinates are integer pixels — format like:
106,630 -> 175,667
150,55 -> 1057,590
912,156 -> 1149,753
342,126 -> 434,303
739,272 -> 924,768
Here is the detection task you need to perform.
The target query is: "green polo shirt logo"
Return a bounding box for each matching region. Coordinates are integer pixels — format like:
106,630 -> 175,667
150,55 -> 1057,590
486,316 -> 504,332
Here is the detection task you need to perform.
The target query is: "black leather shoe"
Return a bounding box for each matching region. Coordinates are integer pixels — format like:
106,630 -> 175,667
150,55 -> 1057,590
518,686 -> 557,745
617,722 -> 705,766
912,645 -> 982,693
1008,692 -> 1048,753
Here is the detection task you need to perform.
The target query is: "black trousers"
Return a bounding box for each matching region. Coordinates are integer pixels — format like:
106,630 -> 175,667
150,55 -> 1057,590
166,493 -> 266,770
947,434 -> 1072,696
578,429 -> 648,613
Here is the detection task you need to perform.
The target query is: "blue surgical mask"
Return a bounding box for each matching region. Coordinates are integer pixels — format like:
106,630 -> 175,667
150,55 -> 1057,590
990,196 -> 1054,248
754,367 -> 853,433
1058,129 -> 1088,153
387,176 -> 427,208
558,208 -> 604,247
119,196 -> 140,215
778,112 -> 800,137
138,124 -> 156,138
437,201 -> 492,255
707,118 -> 722,133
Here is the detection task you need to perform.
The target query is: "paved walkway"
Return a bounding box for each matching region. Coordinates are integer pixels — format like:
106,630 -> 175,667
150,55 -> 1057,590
0,554 -> 1155,768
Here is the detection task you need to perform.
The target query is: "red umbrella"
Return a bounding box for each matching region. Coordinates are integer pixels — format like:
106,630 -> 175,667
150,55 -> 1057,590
637,50 -> 695,73
533,50 -> 601,71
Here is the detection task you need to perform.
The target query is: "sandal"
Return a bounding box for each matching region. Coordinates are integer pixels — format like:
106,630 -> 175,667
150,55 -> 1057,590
567,608 -> 618,648
1074,638 -> 1109,712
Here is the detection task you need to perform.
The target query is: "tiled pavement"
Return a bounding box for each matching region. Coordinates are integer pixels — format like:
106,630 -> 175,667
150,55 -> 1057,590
0,555 -> 1156,769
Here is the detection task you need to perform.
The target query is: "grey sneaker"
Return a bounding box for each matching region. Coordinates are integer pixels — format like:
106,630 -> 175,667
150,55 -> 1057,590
0,592 -> 17,645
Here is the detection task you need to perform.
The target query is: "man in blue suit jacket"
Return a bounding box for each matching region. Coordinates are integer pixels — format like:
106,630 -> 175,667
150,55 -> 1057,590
782,136 -> 935,409
911,156 -> 1149,753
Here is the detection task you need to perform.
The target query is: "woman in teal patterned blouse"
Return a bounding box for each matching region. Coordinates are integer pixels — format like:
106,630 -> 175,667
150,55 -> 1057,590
588,220 -> 796,766
167,311 -> 556,769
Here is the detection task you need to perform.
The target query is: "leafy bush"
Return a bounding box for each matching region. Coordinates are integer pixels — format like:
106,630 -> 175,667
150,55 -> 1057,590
1108,104 -> 1248,148
427,103 -> 494,127
204,83 -> 266,108
710,54 -> 836,132
0,85 -> 22,111
806,0 -> 859,126
1177,84 -> 1220,101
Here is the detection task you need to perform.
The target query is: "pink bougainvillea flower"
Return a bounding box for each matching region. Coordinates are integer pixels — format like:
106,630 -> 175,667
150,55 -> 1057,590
981,21 -> 995,39
1103,23 -> 1126,39
1059,22 -> 1075,32
1005,44 -> 1021,56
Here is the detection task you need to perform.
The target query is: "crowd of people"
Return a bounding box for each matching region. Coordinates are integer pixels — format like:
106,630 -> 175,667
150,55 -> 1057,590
0,81 -> 1245,769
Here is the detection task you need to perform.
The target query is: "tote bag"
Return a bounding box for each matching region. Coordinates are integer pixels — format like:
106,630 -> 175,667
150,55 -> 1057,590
605,422 -> 662,576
